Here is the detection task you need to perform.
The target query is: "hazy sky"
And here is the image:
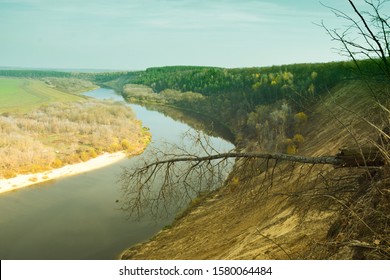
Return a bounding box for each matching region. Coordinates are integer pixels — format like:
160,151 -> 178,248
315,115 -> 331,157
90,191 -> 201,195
0,0 -> 361,70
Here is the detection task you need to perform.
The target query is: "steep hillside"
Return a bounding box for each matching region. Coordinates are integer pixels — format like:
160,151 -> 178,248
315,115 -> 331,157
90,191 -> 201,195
121,80 -> 389,259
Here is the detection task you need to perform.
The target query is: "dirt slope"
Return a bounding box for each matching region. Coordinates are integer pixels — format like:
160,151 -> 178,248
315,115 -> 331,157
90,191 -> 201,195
121,81 -> 384,260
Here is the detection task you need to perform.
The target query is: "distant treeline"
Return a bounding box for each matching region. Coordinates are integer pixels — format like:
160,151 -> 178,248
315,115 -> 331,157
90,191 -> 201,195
120,60 -> 388,150
0,69 -> 74,78
1,60 -> 385,100
128,60 -> 387,104
0,69 -> 133,84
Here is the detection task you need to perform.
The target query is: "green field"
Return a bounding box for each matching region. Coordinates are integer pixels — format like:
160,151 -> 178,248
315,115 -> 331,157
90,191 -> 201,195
0,78 -> 84,113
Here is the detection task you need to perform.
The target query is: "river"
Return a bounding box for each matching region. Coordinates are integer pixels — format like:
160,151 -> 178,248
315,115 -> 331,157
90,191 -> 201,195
0,88 -> 234,260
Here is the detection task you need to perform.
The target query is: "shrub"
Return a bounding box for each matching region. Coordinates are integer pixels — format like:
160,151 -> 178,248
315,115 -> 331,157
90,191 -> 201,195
294,112 -> 308,123
121,139 -> 131,150
294,112 -> 308,133
2,169 -> 17,179
51,158 -> 63,168
108,142 -> 121,152
287,144 -> 297,155
293,134 -> 304,146
88,148 -> 98,158
79,151 -> 90,162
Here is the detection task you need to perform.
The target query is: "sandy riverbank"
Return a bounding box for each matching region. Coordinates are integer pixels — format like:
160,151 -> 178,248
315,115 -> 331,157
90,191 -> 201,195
0,152 -> 127,195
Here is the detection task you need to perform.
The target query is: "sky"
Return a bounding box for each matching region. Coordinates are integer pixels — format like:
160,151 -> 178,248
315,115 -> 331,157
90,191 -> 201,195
0,0 -> 364,70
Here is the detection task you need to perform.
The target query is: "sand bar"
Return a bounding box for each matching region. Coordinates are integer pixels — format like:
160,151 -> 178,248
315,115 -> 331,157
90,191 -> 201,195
0,152 -> 127,195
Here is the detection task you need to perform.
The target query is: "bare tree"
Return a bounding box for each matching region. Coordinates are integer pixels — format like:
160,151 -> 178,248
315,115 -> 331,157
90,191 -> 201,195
321,0 -> 390,79
318,0 -> 390,259
118,126 -> 360,218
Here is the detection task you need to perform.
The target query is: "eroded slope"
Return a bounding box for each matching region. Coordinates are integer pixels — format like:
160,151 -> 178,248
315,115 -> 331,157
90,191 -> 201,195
121,81 -> 388,259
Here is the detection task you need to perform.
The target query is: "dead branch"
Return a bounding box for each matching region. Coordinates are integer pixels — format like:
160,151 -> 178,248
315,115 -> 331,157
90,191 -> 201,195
129,152 -> 340,169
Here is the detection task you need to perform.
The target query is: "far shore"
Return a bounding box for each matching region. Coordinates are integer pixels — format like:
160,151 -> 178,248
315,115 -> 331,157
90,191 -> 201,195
0,152 -> 128,195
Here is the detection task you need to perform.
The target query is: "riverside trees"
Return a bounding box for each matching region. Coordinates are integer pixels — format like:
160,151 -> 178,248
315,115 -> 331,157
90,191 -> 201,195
0,101 -> 150,179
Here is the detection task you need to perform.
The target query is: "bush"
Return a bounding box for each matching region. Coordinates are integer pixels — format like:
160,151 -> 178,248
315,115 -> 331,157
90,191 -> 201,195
79,151 -> 90,162
51,158 -> 63,168
293,134 -> 304,146
287,144 -> 297,155
294,112 -> 308,133
88,148 -> 98,158
121,139 -> 131,150
2,169 -> 17,179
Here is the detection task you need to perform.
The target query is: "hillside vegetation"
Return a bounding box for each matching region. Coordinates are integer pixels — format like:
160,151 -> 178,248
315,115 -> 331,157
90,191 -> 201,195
121,79 -> 390,260
119,61 -> 386,152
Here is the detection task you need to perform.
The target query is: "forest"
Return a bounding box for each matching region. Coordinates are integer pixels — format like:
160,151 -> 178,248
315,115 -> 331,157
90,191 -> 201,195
115,59 -> 388,155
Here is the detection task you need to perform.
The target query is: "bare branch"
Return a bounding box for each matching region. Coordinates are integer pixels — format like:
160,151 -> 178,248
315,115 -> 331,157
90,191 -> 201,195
348,0 -> 390,76
321,0 -> 390,79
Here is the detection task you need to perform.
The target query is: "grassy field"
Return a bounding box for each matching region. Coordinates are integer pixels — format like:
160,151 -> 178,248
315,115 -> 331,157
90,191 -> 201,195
0,78 -> 84,113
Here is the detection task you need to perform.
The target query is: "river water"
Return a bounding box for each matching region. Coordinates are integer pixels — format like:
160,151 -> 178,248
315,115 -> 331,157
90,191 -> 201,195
0,88 -> 234,259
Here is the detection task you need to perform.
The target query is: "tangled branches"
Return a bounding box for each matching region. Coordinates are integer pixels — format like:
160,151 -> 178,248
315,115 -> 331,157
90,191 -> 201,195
118,130 -> 341,218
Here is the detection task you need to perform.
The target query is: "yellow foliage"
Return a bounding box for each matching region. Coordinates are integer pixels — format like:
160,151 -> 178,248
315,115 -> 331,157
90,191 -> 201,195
293,134 -> 304,144
284,138 -> 294,145
294,112 -> 308,133
252,82 -> 261,91
2,169 -> 16,179
30,164 -> 44,173
287,144 -> 297,155
65,153 -> 81,164
80,151 -> 90,162
231,176 -> 240,185
108,142 -> 121,152
51,158 -> 63,168
88,148 -> 98,158
121,139 -> 131,150
294,112 -> 308,123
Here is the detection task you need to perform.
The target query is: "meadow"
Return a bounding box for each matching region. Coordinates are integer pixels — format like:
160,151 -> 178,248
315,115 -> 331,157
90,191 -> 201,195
0,78 -> 83,113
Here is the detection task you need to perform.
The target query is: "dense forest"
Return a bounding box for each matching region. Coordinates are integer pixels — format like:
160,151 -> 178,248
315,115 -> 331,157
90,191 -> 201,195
117,60 -> 387,153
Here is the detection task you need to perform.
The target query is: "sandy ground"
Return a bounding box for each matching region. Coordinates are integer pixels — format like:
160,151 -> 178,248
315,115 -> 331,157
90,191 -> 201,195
0,152 -> 127,195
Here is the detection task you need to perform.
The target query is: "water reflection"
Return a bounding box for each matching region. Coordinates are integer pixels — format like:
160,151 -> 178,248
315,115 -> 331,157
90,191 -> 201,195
119,130 -> 234,219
